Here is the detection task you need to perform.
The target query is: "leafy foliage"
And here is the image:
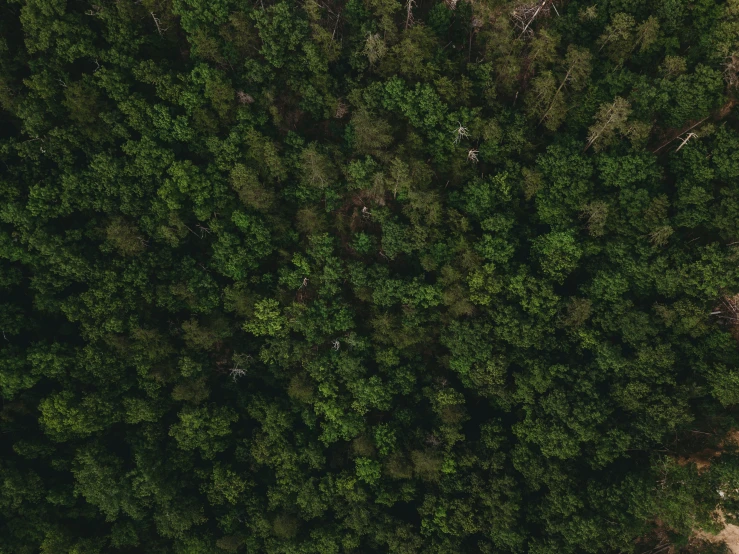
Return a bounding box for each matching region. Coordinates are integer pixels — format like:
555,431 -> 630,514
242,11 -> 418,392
1,0 -> 739,553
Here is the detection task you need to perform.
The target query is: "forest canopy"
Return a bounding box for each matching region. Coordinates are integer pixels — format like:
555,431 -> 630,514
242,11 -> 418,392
2,0 -> 739,552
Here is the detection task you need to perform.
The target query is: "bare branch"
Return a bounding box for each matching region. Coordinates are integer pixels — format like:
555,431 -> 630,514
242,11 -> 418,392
334,100 -> 348,118
651,116 -> 709,153
454,121 -> 470,144
237,91 -> 255,104
724,53 -> 739,88
405,0 -> 416,30
229,364 -> 247,381
674,132 -> 697,152
195,224 -> 211,238
151,12 -> 168,36
512,0 -> 553,39
719,296 -> 739,324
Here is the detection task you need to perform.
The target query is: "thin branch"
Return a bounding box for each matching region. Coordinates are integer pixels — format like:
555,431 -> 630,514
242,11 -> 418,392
405,0 -> 415,30
514,0 -> 551,39
454,121 -> 470,144
538,67 -> 572,125
584,107 -> 618,151
674,132 -> 697,152
652,117 -> 709,153
151,12 -> 167,36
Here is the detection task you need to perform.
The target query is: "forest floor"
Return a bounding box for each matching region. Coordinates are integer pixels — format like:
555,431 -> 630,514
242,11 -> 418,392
690,430 -> 739,552
717,525 -> 739,554
695,522 -> 739,553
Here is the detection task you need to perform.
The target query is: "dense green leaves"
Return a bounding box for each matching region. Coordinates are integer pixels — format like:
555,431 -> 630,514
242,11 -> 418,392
1,0 -> 739,553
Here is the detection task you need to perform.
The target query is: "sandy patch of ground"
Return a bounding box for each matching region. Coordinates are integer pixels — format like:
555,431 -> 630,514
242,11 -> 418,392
696,523 -> 739,553
717,525 -> 739,553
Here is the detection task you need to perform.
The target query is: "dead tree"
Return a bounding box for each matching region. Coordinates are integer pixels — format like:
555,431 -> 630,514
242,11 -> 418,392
151,12 -> 167,36
512,0 -> 553,39
454,122 -> 470,144
674,132 -> 697,152
712,295 -> 739,325
229,365 -> 246,381
237,91 -> 255,104
724,53 -> 739,88
334,100 -> 348,118
651,116 -> 710,154
405,0 -> 416,29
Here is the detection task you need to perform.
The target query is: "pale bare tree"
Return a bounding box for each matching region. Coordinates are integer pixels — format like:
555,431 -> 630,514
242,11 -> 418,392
230,365 -> 246,381
237,91 -> 255,104
454,122 -> 470,144
512,0 -> 554,39
151,12 -> 167,36
711,295 -> 739,324
652,116 -> 709,153
675,132 -> 697,152
425,434 -> 441,446
467,149 -> 479,163
724,53 -> 739,88
229,354 -> 252,381
405,0 -> 416,29
720,295 -> 739,323
334,100 -> 348,119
